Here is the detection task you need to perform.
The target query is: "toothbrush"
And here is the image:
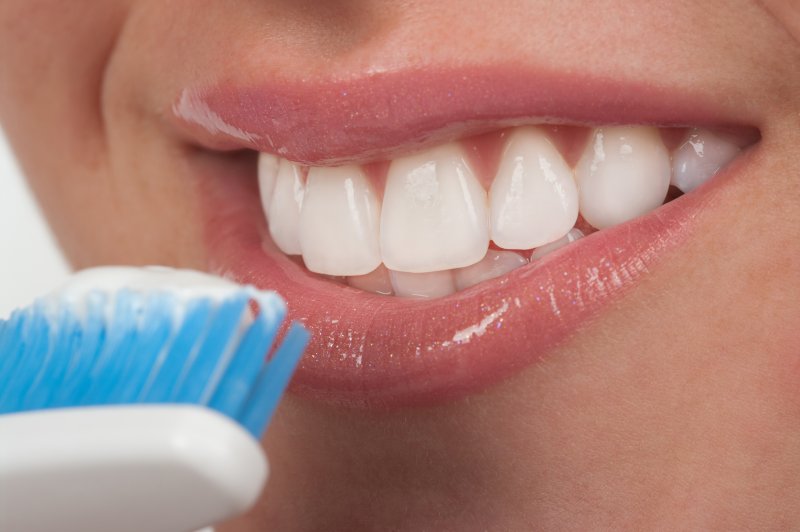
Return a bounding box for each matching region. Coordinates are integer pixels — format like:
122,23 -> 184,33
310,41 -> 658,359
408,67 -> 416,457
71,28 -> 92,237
0,266 -> 310,532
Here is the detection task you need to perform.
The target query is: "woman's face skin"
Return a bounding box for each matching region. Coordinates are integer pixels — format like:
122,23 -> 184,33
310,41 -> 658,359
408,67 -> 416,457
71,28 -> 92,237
2,1 -> 799,529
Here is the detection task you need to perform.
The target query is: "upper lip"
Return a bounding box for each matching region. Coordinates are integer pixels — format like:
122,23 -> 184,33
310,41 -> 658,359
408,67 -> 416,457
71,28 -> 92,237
171,64 -> 755,165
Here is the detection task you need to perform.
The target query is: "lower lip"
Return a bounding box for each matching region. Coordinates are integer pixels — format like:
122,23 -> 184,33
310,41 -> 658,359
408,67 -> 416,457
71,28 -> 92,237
193,150 -> 732,408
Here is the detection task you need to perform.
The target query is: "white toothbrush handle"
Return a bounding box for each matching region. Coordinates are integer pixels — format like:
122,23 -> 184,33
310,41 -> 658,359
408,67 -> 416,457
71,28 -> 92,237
0,405 -> 267,532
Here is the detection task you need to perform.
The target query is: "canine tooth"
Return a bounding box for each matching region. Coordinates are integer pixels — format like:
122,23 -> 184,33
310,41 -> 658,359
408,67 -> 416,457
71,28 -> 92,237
575,127 -> 670,229
390,269 -> 456,299
489,128 -> 578,249
672,128 -> 740,193
348,264 -> 393,295
299,165 -> 381,276
454,250 -> 528,290
268,160 -> 306,255
381,143 -> 489,273
258,153 -> 280,216
530,228 -> 584,260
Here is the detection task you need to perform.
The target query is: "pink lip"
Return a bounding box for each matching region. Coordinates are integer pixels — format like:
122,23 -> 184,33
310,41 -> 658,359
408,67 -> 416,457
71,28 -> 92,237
176,66 -> 755,407
172,65 -> 747,165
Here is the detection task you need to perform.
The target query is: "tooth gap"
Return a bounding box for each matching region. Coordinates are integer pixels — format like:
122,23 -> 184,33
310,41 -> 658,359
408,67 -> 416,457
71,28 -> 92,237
664,185 -> 685,203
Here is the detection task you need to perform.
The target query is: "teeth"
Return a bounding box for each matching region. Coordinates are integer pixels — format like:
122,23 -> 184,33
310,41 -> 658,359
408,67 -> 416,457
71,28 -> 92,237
347,264 -> 394,295
575,127 -> 671,229
530,228 -> 585,260
390,270 -> 456,299
267,160 -> 306,255
489,127 -> 579,249
257,153 -> 280,216
380,143 -> 490,273
299,165 -> 382,276
454,249 -> 528,290
257,122 -> 749,297
671,128 -> 740,193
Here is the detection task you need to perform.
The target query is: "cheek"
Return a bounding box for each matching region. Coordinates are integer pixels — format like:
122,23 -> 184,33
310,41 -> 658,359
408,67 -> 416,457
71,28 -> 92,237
756,0 -> 800,42
0,2 -> 130,260
0,2 -> 127,155
0,2 -> 206,268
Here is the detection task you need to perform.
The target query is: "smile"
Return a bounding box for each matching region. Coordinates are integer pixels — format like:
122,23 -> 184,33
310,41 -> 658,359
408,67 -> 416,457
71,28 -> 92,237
171,66 -> 760,407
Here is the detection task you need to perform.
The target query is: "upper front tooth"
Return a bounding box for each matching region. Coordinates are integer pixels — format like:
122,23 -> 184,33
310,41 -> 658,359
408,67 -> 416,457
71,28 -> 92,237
575,127 -> 671,229
380,143 -> 490,273
671,128 -> 740,193
489,127 -> 579,249
258,152 -> 280,217
299,165 -> 382,276
267,159 -> 305,255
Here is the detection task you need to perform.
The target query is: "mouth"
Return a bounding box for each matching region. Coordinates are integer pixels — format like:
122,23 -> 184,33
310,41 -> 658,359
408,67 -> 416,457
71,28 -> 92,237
171,66 -> 760,407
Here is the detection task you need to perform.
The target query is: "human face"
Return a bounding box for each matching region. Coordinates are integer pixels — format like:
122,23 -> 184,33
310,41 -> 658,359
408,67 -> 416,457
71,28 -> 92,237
1,1 -> 799,529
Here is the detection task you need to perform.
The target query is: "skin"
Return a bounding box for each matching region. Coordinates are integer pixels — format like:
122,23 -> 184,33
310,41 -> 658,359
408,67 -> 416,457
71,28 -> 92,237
1,1 -> 799,529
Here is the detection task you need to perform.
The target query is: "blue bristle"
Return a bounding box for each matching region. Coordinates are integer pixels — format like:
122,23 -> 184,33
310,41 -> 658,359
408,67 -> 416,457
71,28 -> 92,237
0,310 -> 24,387
108,293 -> 175,404
24,306 -> 63,401
172,293 -> 250,404
0,304 -> 51,413
0,311 -> 26,412
139,298 -> 214,403
75,291 -> 140,405
22,307 -> 81,410
51,293 -> 108,407
0,283 -> 307,441
238,322 -> 310,438
92,292 -> 146,404
208,305 -> 285,417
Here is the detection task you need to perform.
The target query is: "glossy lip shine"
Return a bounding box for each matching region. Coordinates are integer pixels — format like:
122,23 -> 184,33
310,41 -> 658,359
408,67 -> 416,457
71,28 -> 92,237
172,66 -> 752,165
174,67 -> 755,407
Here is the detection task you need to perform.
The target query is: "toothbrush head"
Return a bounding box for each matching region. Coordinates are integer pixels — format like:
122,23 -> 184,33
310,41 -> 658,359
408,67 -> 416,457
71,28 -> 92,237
0,267 -> 310,439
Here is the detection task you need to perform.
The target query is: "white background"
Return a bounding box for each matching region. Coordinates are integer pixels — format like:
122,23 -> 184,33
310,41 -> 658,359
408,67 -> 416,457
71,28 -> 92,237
0,131 -> 70,317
